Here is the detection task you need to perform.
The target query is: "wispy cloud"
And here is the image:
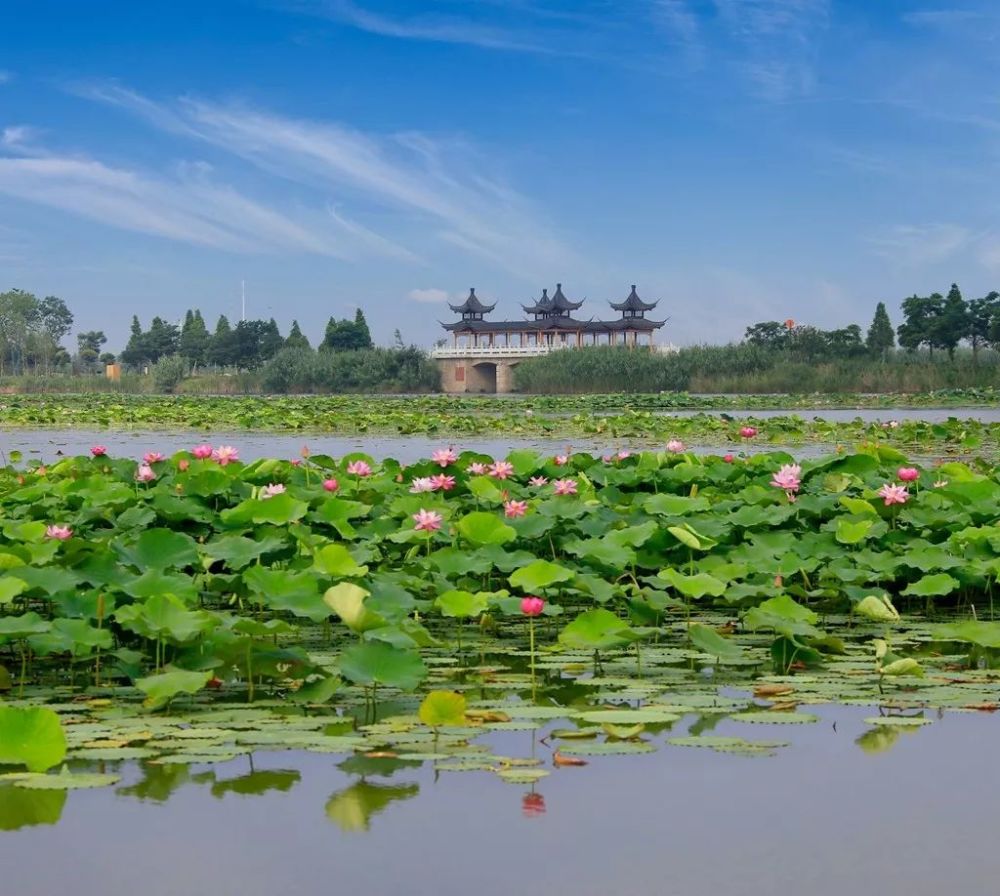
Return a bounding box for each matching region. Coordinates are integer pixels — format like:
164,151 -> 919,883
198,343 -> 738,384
868,223 -> 971,266
0,151 -> 389,258
76,83 -> 582,280
309,0 -> 551,53
712,0 -> 830,100
650,0 -> 705,67
407,288 -> 450,304
0,71 -> 10,85
1,125 -> 41,150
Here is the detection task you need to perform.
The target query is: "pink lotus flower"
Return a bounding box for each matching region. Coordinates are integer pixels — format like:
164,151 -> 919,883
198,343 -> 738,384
192,444 -> 213,459
413,508 -> 443,532
347,460 -> 372,477
554,454 -> 570,466
290,458 -> 302,467
616,450 -> 631,460
213,445 -> 239,466
553,478 -> 578,496
521,596 -> 545,616
739,426 -> 758,439
897,467 -> 919,482
323,478 -> 339,492
410,476 -> 435,493
529,475 -> 549,487
602,454 -> 613,463
468,462 -> 489,475
489,460 -> 515,480
432,447 -> 458,467
143,452 -> 165,464
300,444 -> 311,459
771,463 -> 801,493
882,420 -> 899,430
667,439 -> 685,454
723,453 -> 735,463
45,524 -> 72,541
430,474 -> 455,492
504,499 -> 528,518
90,445 -> 107,457
260,483 -> 286,500
178,459 -> 190,472
135,463 -> 156,483
878,483 -> 909,506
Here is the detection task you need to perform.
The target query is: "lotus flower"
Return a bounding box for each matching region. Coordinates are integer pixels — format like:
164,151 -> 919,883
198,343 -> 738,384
430,474 -> 455,492
504,499 -> 528,518
143,452 -> 165,464
90,445 -> 107,457
260,483 -> 286,500
771,463 -> 802,493
289,459 -> 302,467
432,447 -> 458,467
520,596 -> 545,616
739,426 -> 758,439
45,524 -> 72,541
413,508 -> 443,532
667,439 -> 685,453
897,467 -> 919,482
878,483 -> 909,506
723,453 -> 735,463
553,478 -> 577,496
347,460 -> 372,477
522,792 -> 546,817
489,460 -> 515,480
323,478 -> 339,492
300,444 -> 311,459
213,445 -> 239,466
178,459 -> 190,472
409,477 -> 435,493
554,454 -> 570,466
529,475 -> 549,487
468,462 -> 489,475
192,444 -> 213,459
616,450 -> 631,460
135,463 -> 156,483
882,420 -> 899,430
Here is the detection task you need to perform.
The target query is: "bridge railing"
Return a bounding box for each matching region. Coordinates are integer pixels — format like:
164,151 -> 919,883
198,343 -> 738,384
430,344 -> 571,359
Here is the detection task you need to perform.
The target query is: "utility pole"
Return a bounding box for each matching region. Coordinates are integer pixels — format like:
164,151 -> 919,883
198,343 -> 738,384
241,280 -> 246,322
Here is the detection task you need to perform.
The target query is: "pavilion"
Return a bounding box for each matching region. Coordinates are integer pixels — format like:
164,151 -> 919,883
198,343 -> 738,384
441,284 -> 666,348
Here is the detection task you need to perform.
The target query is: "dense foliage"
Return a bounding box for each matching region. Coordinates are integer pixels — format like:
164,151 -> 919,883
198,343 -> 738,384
260,346 -> 440,393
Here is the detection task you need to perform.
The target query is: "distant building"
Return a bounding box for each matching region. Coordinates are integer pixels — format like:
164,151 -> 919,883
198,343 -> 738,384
441,284 -> 666,349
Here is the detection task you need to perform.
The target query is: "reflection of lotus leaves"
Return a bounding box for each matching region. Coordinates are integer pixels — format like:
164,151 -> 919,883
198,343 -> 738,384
325,780 -> 419,832
0,784 -> 67,830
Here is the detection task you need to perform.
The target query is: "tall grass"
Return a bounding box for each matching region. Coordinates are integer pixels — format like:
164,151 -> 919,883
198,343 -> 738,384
513,345 -> 1000,394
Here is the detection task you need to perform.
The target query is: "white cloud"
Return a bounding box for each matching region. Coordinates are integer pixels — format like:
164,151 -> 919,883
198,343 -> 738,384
407,288 -> 450,304
1,126 -> 40,149
77,84 -> 583,280
0,153 -> 383,258
868,223 -> 971,265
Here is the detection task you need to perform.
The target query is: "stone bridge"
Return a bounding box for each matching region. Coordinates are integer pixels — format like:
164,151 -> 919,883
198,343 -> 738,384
431,345 -> 565,394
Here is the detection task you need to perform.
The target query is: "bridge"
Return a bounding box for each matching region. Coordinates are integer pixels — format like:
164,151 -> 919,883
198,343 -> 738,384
431,344 -> 567,393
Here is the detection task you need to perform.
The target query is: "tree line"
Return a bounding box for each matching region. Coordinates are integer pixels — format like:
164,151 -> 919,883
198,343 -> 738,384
114,308 -> 375,371
744,284 -> 1000,363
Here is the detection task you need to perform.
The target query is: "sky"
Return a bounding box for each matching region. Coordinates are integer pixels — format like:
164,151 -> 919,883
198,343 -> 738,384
2,0 -> 1000,351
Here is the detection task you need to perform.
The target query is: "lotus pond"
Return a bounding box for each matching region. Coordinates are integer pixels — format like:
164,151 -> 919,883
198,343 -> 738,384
3,437 -> 1000,893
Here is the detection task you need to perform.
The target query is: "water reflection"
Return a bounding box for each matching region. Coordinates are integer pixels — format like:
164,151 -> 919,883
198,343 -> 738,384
325,781 -> 420,832
0,785 -> 66,831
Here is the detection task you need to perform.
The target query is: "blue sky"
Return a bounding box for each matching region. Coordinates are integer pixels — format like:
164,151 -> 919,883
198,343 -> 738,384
2,1 -> 1000,351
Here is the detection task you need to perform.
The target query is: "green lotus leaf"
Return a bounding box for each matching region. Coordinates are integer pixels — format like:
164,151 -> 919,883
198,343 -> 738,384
0,612 -> 50,640
435,590 -> 489,619
659,568 -> 726,599
120,528 -> 199,570
313,544 -> 368,578
199,534 -> 284,570
456,512 -> 516,546
855,595 -> 900,623
136,668 -> 213,710
509,559 -> 575,591
558,608 -> 652,650
418,690 -> 467,727
115,594 -> 219,643
0,707 -> 67,772
835,518 -> 875,545
324,583 -> 385,633
933,620 -> 1000,648
688,623 -> 744,660
0,577 -> 27,605
339,642 -> 427,691
643,494 -> 710,515
902,573 -> 960,597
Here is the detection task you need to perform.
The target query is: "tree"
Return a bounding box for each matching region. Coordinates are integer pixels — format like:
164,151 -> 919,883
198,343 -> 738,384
260,318 -> 284,361
145,317 -> 180,362
207,315 -> 237,368
932,283 -> 968,361
120,316 -> 148,369
76,330 -> 107,367
968,292 -> 999,362
354,309 -> 374,349
743,321 -> 788,349
865,302 -> 894,358
285,319 -> 310,350
825,324 -> 865,358
897,294 -> 942,355
0,288 -> 41,375
179,309 -> 210,369
37,295 -> 73,372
